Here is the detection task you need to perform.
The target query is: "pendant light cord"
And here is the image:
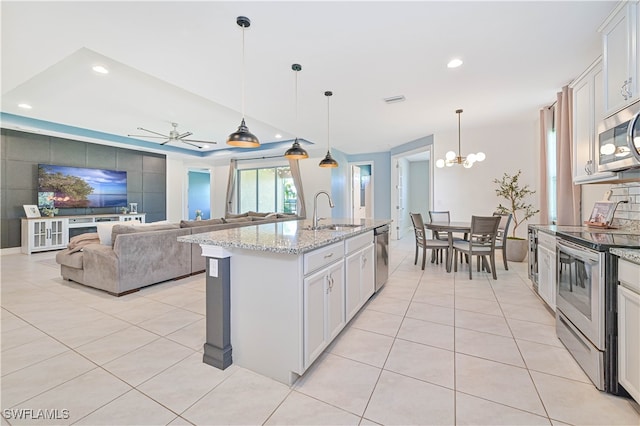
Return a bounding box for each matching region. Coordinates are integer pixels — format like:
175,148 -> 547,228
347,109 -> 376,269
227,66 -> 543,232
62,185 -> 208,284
457,110 -> 461,156
326,92 -> 331,150
241,25 -> 246,118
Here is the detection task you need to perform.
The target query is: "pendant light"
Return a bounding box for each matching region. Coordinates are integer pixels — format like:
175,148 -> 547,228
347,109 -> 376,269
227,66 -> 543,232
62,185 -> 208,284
227,16 -> 259,148
319,91 -> 339,168
435,109 -> 485,168
284,63 -> 309,159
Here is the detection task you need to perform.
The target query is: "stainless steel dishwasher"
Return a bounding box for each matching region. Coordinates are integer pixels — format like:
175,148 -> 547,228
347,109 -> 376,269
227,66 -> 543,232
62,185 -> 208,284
374,225 -> 389,291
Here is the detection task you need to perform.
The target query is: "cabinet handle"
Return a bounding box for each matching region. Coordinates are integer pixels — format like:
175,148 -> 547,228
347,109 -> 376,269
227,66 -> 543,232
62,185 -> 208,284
324,253 -> 333,259
627,77 -> 633,98
585,160 -> 592,175
361,255 -> 367,267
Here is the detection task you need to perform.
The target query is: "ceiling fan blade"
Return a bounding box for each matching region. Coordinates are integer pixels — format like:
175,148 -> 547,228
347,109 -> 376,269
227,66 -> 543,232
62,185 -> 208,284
183,138 -> 217,144
178,131 -> 193,139
181,140 -> 204,149
136,127 -> 169,138
127,134 -> 167,139
159,139 -> 172,145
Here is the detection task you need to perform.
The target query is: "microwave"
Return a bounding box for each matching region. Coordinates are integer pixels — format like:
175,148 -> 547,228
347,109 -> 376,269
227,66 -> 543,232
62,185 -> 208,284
597,101 -> 640,172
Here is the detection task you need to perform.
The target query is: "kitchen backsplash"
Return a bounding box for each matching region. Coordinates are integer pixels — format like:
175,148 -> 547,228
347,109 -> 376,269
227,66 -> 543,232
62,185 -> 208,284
611,182 -> 640,232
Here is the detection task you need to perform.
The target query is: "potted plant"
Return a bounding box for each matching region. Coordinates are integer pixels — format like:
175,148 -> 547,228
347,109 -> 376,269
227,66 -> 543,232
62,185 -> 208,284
493,170 -> 539,262
195,209 -> 202,220
41,207 -> 59,217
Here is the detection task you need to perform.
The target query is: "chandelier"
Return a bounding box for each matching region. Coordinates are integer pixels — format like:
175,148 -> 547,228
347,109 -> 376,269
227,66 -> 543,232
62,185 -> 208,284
436,109 -> 485,168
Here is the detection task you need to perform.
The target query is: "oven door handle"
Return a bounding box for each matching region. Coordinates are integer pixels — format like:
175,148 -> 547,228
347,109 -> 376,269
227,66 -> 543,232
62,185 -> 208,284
557,240 -> 599,263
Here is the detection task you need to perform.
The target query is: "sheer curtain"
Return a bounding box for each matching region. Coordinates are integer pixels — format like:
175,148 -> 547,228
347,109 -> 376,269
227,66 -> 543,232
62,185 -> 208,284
539,107 -> 551,224
225,159 -> 237,216
555,85 -> 581,225
288,158 -> 307,219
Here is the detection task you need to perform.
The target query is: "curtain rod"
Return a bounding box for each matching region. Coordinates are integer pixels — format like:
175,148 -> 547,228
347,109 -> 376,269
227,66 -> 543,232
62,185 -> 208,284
235,155 -> 285,162
546,100 -> 557,110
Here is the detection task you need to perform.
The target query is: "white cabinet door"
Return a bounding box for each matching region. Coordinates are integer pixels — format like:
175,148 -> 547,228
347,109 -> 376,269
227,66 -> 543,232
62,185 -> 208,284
601,1 -> 639,116
573,71 -> 593,182
345,250 -> 362,320
304,268 -> 329,367
345,243 -> 375,322
618,284 -> 640,403
303,260 -> 345,368
538,245 -> 556,312
360,244 -> 375,302
326,262 -> 345,341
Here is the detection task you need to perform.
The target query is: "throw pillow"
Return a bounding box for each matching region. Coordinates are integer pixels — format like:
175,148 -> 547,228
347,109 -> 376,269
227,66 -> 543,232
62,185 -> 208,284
96,222 -> 119,245
67,232 -> 100,252
247,211 -> 271,217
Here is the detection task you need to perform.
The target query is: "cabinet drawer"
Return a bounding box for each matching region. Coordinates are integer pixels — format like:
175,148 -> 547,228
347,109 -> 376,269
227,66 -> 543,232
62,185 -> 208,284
304,242 -> 344,275
618,259 -> 640,293
538,231 -> 556,251
345,231 -> 373,254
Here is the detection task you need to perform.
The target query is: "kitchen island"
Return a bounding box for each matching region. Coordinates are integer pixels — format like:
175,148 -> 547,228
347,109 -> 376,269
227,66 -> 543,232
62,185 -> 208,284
179,218 -> 391,385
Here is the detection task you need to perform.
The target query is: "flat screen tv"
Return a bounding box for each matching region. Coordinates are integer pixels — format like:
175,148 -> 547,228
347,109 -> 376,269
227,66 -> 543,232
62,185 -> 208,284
38,164 -> 127,209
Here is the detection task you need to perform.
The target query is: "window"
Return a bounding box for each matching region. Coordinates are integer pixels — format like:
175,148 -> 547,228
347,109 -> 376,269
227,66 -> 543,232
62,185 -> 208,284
237,166 -> 298,214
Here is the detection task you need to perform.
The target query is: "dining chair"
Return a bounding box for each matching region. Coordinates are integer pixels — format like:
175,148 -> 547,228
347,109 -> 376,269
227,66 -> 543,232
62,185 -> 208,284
492,212 -> 513,270
428,210 -> 468,264
452,215 -> 501,279
410,212 -> 450,270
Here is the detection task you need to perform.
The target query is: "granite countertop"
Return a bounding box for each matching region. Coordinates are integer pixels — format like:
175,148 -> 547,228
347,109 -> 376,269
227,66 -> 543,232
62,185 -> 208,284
610,248 -> 640,265
178,218 -> 392,255
529,224 -> 640,236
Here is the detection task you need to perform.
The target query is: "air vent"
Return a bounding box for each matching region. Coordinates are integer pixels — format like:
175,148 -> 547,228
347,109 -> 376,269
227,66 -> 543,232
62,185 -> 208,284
383,95 -> 406,104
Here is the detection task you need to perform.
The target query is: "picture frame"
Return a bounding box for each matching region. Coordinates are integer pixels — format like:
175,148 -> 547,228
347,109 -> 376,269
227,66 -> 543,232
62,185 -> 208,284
586,201 -> 616,228
23,204 -> 41,218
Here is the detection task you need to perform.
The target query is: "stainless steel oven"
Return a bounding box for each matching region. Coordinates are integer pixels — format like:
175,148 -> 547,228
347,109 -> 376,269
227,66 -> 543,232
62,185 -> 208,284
597,100 -> 640,172
555,230 -> 640,395
556,238 -> 605,389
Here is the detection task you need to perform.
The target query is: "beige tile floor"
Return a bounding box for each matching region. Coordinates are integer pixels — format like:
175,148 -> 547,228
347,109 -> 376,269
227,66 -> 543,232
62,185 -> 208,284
2,238 -> 639,425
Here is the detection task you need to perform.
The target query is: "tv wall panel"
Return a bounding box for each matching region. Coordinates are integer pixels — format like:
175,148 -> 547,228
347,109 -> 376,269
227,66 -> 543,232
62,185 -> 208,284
116,150 -> 143,170
143,172 -> 166,193
0,128 -> 167,249
87,144 -> 117,169
143,155 -> 165,173
5,131 -> 49,162
50,137 -> 88,166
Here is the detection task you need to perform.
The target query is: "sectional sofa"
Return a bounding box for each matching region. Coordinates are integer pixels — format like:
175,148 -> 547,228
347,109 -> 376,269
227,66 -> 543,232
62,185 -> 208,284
55,212 -> 297,295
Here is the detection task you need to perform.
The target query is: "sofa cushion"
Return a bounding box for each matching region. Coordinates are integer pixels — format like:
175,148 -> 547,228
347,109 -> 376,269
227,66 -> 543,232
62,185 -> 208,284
247,211 -> 271,218
56,249 -> 84,269
222,216 -> 253,223
111,223 -> 179,244
97,222 -> 120,245
225,212 -> 249,218
180,218 -> 224,228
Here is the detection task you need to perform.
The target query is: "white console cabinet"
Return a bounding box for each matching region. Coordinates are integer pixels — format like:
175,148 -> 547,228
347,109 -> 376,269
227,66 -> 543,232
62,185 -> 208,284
21,218 -> 68,253
21,213 -> 145,254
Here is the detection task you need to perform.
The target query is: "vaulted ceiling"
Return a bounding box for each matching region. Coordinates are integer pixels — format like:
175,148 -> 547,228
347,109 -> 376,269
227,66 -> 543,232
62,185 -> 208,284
1,1 -> 615,159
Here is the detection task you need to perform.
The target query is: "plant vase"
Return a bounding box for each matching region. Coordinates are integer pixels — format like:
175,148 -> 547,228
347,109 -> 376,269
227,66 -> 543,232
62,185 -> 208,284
506,238 -> 528,262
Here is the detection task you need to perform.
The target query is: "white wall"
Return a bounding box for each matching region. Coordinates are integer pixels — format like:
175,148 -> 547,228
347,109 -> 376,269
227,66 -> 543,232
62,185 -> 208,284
433,114 -> 539,238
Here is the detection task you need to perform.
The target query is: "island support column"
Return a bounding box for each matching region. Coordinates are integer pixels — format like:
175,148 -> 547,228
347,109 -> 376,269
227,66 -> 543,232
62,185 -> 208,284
201,247 -> 232,369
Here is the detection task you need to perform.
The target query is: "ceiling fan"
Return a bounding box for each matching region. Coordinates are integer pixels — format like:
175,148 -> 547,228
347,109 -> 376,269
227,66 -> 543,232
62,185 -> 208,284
128,122 -> 216,149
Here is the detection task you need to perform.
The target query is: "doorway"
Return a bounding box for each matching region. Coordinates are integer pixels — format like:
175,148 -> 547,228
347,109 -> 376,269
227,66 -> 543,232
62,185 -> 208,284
350,162 -> 374,221
390,146 -> 433,240
187,169 -> 211,220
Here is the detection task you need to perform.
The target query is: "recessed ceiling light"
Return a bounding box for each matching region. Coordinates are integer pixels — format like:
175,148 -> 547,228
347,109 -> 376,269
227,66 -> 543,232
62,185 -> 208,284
275,134 -> 282,139
92,65 -> 109,74
447,59 -> 463,68
18,103 -> 32,109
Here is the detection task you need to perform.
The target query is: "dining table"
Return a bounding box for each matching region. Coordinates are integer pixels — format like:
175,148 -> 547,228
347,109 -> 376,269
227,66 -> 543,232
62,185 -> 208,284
424,221 -> 471,273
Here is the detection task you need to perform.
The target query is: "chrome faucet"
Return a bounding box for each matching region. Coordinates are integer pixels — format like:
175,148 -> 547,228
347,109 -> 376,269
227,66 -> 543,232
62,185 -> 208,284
313,190 -> 334,229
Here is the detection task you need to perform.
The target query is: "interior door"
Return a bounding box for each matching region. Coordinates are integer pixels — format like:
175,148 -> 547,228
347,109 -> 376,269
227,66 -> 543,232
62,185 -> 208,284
351,165 -> 363,220
396,161 -> 408,239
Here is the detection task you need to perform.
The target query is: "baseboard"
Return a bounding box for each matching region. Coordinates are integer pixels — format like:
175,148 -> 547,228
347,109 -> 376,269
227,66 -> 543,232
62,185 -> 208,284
1,247 -> 22,256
